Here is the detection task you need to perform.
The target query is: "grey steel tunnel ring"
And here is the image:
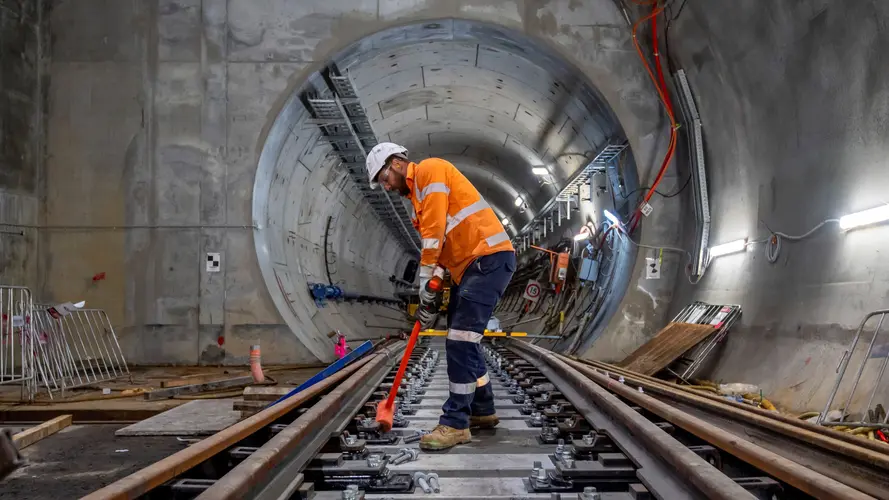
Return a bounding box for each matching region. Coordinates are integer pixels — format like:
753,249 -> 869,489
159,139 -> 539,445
252,18 -> 652,362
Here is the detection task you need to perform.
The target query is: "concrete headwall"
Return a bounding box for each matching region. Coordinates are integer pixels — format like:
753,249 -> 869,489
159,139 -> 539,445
669,1 -> 889,413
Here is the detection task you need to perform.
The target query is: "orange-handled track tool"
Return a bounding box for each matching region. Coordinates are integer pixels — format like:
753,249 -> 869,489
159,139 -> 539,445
376,276 -> 442,432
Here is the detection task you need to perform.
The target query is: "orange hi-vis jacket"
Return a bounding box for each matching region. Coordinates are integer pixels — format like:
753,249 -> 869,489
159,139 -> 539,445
406,158 -> 515,284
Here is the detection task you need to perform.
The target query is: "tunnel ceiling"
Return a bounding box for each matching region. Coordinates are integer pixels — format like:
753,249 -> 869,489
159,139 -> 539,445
327,22 -> 623,232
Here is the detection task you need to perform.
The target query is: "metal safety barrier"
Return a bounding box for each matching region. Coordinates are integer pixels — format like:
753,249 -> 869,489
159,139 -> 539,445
31,305 -> 130,399
0,286 -> 37,399
818,309 -> 889,427
667,301 -> 742,380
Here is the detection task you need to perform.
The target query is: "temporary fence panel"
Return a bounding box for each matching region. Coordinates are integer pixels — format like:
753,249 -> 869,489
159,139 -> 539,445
0,286 -> 37,399
818,309 -> 889,428
666,301 -> 742,381
31,305 -> 130,399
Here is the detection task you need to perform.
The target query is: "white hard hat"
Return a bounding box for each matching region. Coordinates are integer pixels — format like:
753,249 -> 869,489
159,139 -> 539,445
366,142 -> 408,189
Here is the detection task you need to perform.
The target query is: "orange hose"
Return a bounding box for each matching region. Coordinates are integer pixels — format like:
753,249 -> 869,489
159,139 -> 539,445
652,5 -> 675,117
628,2 -> 679,232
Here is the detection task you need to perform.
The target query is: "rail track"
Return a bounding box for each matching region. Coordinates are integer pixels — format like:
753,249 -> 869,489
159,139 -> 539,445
84,338 -> 887,500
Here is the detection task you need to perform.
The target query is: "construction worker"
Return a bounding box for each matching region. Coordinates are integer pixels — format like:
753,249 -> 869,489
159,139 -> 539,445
366,143 -> 516,450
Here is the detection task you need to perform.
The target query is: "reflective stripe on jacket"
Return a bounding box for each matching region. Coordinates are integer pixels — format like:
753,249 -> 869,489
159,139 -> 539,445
406,158 -> 514,284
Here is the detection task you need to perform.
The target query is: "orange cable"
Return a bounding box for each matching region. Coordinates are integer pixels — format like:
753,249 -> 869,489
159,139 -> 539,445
628,2 -> 679,231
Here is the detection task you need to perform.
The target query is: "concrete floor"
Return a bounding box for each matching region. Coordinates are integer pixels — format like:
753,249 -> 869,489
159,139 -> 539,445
0,424 -> 182,499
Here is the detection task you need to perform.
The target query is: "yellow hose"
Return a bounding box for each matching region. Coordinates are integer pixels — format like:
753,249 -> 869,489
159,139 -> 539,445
796,411 -> 820,420
692,379 -> 719,389
847,427 -> 871,435
741,393 -> 777,411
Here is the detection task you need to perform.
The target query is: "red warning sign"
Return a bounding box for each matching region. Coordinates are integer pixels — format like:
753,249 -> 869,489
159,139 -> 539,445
523,280 -> 542,302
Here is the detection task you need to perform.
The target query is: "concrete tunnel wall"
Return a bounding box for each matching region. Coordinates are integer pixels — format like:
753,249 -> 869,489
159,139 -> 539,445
665,1 -> 889,414
28,0 -> 675,367
0,0 -> 47,290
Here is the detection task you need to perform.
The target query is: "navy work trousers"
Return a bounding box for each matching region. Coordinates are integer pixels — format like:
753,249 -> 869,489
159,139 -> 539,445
440,251 -> 516,429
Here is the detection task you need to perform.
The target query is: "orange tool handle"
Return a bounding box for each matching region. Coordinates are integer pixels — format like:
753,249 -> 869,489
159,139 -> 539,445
383,276 -> 443,410
384,320 -> 422,410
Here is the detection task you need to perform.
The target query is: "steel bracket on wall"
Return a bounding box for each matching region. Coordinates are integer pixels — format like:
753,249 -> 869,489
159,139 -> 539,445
513,141 -> 628,254
674,69 -> 710,277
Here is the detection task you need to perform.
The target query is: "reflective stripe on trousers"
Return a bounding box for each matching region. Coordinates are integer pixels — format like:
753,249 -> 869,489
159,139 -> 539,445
447,329 -> 483,343
449,380 -> 476,395
449,373 -> 489,395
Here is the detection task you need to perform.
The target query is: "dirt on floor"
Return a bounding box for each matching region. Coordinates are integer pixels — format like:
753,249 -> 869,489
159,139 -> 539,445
0,424 -> 183,499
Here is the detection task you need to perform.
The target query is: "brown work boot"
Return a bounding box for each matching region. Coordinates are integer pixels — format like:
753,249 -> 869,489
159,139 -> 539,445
419,424 -> 471,450
470,414 -> 500,429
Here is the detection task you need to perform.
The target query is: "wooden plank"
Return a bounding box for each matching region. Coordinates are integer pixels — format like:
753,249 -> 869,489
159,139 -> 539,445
12,415 -> 72,449
161,372 -> 246,388
243,386 -> 294,401
620,322 -> 715,376
233,400 -> 267,412
145,376 -> 257,401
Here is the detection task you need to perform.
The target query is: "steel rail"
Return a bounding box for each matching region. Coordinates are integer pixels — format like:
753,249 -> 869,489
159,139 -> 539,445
576,357 -> 889,462
554,352 -> 877,500
199,341 -> 403,499
81,355 -> 377,500
584,356 -> 889,456
646,387 -> 889,499
509,340 -> 751,499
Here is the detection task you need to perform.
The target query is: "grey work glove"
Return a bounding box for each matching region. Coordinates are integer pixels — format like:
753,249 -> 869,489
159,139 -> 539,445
419,285 -> 439,307
416,266 -> 444,330
416,284 -> 442,330
416,306 -> 439,330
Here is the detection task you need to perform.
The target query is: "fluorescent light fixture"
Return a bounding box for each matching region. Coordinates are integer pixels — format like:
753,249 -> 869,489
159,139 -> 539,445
839,204 -> 889,230
708,238 -> 748,258
573,232 -> 590,241
501,217 -> 510,226
603,210 -> 621,226
514,196 -> 524,207
532,167 -> 549,176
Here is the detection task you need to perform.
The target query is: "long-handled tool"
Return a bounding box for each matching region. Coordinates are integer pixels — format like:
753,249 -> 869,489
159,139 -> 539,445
376,276 -> 442,432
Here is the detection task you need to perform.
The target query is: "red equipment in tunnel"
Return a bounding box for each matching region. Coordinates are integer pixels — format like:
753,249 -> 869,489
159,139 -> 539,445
531,246 -> 570,294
